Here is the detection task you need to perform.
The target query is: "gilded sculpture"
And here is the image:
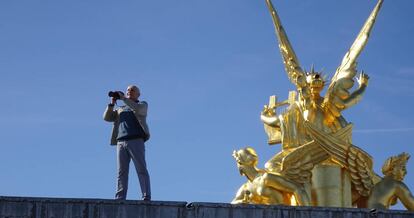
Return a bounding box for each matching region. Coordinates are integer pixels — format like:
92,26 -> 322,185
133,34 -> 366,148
367,153 -> 414,210
232,0 -> 414,211
232,147 -> 310,205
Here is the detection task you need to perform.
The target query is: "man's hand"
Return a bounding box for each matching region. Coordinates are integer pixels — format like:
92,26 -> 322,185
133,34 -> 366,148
110,97 -> 117,105
117,91 -> 125,100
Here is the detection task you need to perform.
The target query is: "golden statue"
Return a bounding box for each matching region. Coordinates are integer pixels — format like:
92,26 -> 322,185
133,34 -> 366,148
367,153 -> 414,210
232,0 -> 413,210
231,147 -> 311,206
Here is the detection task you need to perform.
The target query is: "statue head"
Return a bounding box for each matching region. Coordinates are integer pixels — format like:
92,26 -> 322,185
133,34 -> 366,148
305,67 -> 325,94
382,152 -> 410,181
233,147 -> 259,176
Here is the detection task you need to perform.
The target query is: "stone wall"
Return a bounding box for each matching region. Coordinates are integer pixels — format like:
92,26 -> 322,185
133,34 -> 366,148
1,196 -> 413,218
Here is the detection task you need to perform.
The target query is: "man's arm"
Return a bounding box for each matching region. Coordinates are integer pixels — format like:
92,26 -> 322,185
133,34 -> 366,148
122,97 -> 148,116
103,104 -> 118,122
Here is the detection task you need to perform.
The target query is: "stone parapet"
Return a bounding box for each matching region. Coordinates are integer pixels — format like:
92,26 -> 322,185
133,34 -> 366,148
1,196 -> 413,218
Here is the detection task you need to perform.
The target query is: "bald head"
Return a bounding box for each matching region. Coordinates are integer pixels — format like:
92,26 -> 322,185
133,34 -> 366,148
126,85 -> 140,100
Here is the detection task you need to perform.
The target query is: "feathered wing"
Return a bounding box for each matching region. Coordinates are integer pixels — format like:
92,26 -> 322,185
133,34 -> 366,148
266,0 -> 306,89
323,0 -> 383,124
305,122 -> 374,197
281,122 -> 375,196
279,141 -> 330,184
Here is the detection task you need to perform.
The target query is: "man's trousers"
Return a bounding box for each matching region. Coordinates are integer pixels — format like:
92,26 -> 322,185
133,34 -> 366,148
115,138 -> 151,200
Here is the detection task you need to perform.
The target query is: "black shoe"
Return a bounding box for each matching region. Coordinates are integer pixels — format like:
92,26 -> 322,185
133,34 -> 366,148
142,196 -> 151,201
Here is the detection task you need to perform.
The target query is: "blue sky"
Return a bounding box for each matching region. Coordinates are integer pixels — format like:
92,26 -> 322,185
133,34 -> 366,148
1,0 -> 413,210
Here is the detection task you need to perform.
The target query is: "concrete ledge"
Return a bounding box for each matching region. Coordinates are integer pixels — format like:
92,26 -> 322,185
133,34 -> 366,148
1,196 -> 413,218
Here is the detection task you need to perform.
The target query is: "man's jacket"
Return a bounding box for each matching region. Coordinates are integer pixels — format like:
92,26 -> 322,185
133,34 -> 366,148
103,98 -> 150,145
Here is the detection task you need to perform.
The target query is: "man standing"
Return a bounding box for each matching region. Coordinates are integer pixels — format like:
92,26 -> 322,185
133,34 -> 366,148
103,85 -> 151,201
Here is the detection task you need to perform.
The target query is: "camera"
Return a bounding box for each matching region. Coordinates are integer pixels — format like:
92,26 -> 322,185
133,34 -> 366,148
108,91 -> 124,100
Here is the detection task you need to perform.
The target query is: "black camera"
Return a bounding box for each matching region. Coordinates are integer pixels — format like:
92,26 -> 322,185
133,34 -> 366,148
108,91 -> 124,100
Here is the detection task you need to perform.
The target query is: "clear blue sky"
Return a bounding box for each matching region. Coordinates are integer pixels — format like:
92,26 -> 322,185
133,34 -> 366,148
1,0 -> 413,210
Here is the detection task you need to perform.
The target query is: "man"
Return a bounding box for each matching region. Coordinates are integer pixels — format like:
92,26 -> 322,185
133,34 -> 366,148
103,85 -> 151,201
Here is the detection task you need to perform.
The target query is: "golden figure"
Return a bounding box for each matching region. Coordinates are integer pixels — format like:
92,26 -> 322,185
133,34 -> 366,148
231,0 -> 411,210
261,0 -> 383,207
367,153 -> 414,210
231,147 -> 310,206
261,92 -> 296,145
264,0 -> 381,133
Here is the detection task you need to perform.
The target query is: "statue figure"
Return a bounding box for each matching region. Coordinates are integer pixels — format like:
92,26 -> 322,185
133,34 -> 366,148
260,0 -> 384,207
367,153 -> 414,210
231,147 -> 311,206
260,92 -> 314,172
231,0 -> 414,209
263,0 -> 381,139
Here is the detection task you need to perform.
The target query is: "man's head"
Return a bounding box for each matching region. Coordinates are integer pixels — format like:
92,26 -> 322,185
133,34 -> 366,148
382,152 -> 410,181
126,85 -> 140,101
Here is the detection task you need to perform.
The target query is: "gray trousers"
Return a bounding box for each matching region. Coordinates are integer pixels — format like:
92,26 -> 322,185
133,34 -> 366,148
115,138 -> 151,200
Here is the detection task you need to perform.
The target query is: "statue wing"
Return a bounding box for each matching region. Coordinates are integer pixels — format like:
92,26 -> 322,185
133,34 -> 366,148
323,0 -> 383,123
305,122 -> 374,196
266,0 -> 306,89
280,141 -> 329,184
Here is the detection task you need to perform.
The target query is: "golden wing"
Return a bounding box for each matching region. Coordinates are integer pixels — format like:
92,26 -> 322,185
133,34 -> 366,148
323,0 -> 383,125
305,122 -> 374,197
279,141 -> 330,184
266,0 -> 306,89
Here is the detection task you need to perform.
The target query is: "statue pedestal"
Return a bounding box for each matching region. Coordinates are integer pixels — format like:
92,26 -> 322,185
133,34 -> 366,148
311,164 -> 352,207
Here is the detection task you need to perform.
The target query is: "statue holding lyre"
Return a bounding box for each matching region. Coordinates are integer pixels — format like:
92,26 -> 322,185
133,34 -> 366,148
257,0 -> 384,207
232,0 -> 413,210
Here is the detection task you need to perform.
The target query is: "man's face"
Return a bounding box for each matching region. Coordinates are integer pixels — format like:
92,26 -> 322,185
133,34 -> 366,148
126,86 -> 139,100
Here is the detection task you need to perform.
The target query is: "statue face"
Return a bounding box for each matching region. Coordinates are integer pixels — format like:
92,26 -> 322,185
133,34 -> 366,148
306,73 -> 324,93
233,148 -> 258,175
392,165 -> 407,181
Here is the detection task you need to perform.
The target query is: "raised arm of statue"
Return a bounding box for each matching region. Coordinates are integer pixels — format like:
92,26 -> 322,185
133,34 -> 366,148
322,0 -> 382,126
343,73 -> 369,108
